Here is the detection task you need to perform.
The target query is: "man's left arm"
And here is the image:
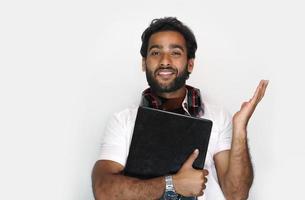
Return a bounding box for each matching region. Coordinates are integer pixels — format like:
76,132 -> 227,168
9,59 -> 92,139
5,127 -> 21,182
214,80 -> 269,200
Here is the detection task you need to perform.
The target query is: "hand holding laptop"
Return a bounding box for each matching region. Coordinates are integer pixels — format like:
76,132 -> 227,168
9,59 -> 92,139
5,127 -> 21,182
173,149 -> 209,197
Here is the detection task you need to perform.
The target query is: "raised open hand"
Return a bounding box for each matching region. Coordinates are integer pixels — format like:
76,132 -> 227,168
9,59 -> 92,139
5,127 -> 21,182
233,80 -> 269,132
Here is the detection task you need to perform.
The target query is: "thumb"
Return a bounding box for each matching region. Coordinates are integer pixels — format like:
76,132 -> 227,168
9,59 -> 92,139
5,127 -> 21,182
181,149 -> 199,170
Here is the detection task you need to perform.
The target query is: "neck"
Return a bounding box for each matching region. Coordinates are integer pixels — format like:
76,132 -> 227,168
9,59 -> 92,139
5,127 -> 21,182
155,86 -> 186,99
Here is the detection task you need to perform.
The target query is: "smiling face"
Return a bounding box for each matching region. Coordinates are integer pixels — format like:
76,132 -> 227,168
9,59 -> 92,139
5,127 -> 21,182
142,31 -> 194,95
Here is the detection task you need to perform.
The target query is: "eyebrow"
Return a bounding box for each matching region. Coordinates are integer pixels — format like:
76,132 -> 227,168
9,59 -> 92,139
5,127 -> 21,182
148,45 -> 162,52
148,44 -> 185,52
169,44 -> 185,52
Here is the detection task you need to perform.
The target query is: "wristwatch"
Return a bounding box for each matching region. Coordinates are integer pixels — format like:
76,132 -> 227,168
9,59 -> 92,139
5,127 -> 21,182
163,175 -> 179,200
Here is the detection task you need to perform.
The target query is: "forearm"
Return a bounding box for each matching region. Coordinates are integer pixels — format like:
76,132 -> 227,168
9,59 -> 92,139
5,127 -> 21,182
223,128 -> 253,200
93,173 -> 165,200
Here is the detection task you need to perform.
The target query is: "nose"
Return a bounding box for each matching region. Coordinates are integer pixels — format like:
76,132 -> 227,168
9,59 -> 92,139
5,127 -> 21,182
160,53 -> 172,67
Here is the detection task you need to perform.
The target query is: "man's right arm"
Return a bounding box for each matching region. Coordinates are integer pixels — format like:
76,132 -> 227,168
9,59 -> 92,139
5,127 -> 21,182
92,160 -> 165,200
92,149 -> 208,200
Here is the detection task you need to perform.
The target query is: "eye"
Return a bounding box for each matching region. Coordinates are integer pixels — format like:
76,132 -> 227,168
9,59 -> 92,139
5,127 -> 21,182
171,51 -> 182,56
150,51 -> 160,56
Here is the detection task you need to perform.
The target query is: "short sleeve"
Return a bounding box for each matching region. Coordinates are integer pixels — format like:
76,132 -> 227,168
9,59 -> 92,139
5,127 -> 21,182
98,113 -> 128,166
214,109 -> 233,154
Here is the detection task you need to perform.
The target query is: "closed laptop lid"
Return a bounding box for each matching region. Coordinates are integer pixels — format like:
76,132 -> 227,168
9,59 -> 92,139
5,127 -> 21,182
124,106 -> 213,179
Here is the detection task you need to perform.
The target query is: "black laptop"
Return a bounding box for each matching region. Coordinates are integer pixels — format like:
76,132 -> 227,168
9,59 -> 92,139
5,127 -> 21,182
124,106 -> 213,179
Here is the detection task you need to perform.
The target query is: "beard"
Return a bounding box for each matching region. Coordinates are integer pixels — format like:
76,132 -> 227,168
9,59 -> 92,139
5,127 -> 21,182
145,64 -> 190,93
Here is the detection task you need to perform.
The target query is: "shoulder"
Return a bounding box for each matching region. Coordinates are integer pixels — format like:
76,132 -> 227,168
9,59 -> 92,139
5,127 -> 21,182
109,104 -> 139,128
102,104 -> 139,141
201,101 -> 233,155
202,102 -> 232,131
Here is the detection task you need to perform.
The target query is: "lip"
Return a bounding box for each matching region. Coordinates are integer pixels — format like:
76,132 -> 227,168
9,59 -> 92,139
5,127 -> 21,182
155,68 -> 177,78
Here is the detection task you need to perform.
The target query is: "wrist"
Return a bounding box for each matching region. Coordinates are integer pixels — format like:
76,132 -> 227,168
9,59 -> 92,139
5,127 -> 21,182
233,126 -> 247,138
164,175 -> 179,199
165,175 -> 175,192
172,174 -> 180,194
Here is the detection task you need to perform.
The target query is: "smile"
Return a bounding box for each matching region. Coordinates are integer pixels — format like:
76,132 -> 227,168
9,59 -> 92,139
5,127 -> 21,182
155,68 -> 177,79
159,71 -> 174,75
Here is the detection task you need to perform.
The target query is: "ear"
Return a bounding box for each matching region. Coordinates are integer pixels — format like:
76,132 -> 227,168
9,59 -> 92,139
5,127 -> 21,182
142,58 -> 146,72
187,59 -> 194,73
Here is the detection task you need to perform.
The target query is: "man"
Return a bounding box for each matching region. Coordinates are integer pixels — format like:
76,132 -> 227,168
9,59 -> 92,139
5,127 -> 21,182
92,17 -> 268,200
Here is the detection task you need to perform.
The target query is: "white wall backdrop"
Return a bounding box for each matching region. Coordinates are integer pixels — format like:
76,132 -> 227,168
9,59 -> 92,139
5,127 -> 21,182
1,0 -> 304,199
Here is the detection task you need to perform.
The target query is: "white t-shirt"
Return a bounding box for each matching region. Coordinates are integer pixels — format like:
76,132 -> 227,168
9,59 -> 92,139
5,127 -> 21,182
98,101 -> 232,200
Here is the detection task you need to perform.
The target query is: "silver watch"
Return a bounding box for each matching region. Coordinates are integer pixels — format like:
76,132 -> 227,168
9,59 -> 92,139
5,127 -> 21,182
165,175 -> 175,192
164,175 -> 178,200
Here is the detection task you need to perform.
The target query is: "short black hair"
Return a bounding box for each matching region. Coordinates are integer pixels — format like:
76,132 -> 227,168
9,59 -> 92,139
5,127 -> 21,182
140,17 -> 197,60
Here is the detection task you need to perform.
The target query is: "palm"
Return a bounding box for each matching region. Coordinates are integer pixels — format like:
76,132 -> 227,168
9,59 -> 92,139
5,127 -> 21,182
233,80 -> 269,130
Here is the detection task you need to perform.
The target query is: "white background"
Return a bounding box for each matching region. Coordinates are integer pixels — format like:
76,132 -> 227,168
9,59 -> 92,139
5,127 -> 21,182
0,0 -> 304,199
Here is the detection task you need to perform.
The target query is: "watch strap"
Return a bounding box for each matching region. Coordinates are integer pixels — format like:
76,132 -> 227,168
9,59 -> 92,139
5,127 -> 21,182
165,175 -> 176,192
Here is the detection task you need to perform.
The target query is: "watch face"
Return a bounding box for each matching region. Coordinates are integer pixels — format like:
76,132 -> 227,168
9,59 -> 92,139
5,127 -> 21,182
164,191 -> 179,200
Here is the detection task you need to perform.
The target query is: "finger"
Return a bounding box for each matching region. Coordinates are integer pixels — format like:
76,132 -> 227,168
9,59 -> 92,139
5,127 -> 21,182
198,190 -> 204,197
250,80 -> 264,104
181,149 -> 199,169
254,82 -> 267,106
257,80 -> 269,102
204,177 -> 208,183
240,102 -> 248,110
250,80 -> 268,105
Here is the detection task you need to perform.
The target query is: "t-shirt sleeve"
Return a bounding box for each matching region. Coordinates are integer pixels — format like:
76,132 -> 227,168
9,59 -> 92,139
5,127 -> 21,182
214,109 -> 233,154
98,113 -> 128,166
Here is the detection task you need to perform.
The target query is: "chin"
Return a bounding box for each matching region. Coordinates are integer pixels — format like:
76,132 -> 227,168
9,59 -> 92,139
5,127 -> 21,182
157,81 -> 174,89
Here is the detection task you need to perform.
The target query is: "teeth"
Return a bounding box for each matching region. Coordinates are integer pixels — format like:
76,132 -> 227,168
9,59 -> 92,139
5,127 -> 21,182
159,71 -> 173,75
